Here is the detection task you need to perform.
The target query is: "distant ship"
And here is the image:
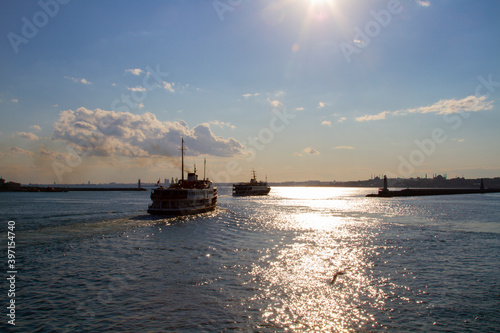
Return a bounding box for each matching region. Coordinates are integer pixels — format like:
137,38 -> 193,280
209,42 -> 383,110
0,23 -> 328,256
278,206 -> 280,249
232,170 -> 271,196
147,139 -> 217,215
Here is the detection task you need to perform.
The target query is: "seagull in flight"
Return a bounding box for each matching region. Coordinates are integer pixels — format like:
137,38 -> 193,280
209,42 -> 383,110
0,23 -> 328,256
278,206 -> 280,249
329,271 -> 345,284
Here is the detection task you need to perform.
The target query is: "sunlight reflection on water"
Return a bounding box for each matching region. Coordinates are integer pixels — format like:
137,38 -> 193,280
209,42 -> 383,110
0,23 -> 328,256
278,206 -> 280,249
245,187 -> 389,331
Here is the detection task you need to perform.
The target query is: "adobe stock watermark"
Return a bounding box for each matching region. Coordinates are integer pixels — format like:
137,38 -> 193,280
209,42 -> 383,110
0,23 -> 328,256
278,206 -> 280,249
7,0 -> 71,54
208,105 -> 296,183
213,0 -> 246,21
397,74 -> 499,177
51,65 -> 169,182
339,0 -> 403,64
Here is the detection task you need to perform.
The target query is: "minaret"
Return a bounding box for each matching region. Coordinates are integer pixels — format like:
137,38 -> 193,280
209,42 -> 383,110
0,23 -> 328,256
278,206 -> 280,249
180,138 -> 185,181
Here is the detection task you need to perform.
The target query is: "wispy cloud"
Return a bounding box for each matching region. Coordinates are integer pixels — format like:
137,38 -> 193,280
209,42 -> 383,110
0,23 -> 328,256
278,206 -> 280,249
337,117 -> 346,123
303,147 -> 320,155
451,138 -> 466,143
321,120 -> 332,127
356,95 -> 493,122
294,146 -> 321,157
30,125 -> 42,131
17,132 -> 39,140
295,107 -> 304,111
11,98 -> 19,103
242,93 -> 259,99
52,107 -> 245,157
355,111 -> 391,122
318,102 -> 326,109
38,146 -> 66,161
415,0 -> 431,7
209,120 -> 236,129
269,99 -> 283,108
353,39 -> 366,47
406,95 -> 492,115
64,76 -> 92,85
125,68 -> 144,76
10,146 -> 34,156
334,146 -> 355,150
127,86 -> 146,92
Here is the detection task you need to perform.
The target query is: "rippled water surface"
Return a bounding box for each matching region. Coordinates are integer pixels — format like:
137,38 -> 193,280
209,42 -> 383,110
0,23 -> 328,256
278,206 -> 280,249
1,187 -> 499,332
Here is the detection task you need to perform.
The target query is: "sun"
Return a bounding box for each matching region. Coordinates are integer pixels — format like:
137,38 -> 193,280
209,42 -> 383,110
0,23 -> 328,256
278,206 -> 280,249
307,0 -> 335,11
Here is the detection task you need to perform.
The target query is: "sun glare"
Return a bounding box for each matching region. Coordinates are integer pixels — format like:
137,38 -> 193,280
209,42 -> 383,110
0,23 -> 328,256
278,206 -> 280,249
309,0 -> 332,5
306,0 -> 338,20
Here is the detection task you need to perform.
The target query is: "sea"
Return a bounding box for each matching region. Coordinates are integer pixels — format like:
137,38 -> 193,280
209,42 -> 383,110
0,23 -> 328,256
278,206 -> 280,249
1,186 -> 499,332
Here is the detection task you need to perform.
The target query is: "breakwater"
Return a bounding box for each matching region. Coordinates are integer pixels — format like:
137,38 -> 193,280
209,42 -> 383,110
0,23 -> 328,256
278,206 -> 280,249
1,186 -> 147,192
367,188 -> 500,197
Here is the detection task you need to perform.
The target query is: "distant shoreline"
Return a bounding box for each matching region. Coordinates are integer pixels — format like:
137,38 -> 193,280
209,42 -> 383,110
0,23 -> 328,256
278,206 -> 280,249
2,176 -> 500,192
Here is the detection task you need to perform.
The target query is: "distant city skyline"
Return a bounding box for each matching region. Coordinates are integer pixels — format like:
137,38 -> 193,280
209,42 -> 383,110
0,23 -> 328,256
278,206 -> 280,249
1,0 -> 500,184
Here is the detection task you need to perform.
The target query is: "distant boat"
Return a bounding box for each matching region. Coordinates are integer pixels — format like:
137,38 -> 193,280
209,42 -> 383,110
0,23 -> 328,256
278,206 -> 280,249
232,170 -> 271,196
147,139 -> 217,215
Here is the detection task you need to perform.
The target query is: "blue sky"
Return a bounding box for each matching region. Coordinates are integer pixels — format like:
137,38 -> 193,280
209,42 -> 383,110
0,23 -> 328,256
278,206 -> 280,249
1,0 -> 500,184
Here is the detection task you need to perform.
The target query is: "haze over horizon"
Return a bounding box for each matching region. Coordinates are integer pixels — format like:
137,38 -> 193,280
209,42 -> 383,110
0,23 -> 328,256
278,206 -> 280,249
1,0 -> 500,184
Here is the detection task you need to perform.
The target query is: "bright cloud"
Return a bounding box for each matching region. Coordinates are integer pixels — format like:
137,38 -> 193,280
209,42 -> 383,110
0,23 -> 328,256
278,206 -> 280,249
30,125 -> 42,131
51,107 -> 245,158
356,95 -> 493,122
321,120 -> 332,127
295,107 -> 304,111
318,102 -> 326,109
162,81 -> 175,93
17,132 -> 39,140
337,117 -> 346,123
125,68 -> 144,76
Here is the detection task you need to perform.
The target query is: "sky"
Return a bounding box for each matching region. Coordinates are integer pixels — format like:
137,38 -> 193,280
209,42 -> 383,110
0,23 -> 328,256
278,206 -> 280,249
1,0 -> 500,184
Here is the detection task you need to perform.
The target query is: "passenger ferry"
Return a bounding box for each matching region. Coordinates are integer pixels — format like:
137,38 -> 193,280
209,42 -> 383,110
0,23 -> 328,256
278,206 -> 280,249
232,170 -> 271,196
147,139 -> 217,215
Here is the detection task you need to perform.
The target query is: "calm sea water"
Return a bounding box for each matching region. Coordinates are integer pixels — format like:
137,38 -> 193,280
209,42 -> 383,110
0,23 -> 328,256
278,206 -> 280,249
1,187 -> 499,332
